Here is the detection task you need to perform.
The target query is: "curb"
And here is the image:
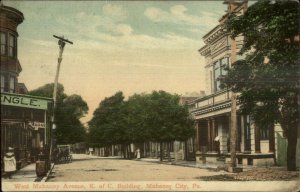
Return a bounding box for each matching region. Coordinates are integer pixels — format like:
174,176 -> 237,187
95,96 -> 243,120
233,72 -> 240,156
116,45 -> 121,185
41,163 -> 55,182
139,159 -> 199,168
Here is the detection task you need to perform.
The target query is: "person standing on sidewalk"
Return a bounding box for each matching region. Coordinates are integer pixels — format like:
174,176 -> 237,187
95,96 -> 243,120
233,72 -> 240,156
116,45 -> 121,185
135,148 -> 141,160
4,147 -> 16,179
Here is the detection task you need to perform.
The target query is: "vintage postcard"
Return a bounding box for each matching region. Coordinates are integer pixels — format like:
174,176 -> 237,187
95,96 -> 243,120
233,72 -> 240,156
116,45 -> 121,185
1,0 -> 299,191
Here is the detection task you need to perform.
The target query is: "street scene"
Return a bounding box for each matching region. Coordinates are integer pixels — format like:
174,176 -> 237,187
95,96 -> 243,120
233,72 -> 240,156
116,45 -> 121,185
1,0 -> 300,191
48,154 -> 219,181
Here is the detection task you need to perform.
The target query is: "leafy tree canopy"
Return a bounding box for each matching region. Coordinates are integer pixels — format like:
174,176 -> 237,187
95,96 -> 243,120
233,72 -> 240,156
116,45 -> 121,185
29,83 -> 89,144
224,0 -> 300,171
88,90 -> 194,148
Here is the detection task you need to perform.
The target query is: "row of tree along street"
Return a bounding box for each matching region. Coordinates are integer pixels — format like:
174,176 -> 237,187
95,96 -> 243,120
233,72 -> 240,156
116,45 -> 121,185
88,91 -> 194,161
28,83 -> 193,161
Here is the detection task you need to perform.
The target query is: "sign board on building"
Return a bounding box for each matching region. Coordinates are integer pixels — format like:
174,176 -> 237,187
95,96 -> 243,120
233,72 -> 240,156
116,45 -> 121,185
1,93 -> 51,110
29,121 -> 46,130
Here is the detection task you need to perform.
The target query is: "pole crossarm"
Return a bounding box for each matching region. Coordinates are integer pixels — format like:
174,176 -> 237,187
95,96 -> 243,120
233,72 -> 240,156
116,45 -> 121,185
53,35 -> 73,44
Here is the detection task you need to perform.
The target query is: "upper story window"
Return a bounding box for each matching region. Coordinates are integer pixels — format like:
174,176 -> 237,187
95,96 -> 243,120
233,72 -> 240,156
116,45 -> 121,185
8,34 -> 16,57
0,32 -> 6,55
9,76 -> 15,93
213,57 -> 229,92
1,75 -> 4,92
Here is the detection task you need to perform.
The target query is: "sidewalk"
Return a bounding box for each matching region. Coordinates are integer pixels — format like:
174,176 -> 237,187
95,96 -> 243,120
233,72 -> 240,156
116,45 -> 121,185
139,158 -> 200,167
2,163 -> 54,182
137,158 -> 254,171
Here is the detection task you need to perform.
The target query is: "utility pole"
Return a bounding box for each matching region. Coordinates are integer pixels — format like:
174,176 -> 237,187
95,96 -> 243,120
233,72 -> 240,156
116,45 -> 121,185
50,35 -> 73,162
230,93 -> 237,169
226,0 -> 247,173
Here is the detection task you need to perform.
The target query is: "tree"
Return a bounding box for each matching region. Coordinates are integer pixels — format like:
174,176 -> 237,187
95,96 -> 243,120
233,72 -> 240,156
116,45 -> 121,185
88,91 -> 194,160
224,0 -> 300,171
88,92 -> 131,157
126,93 -> 152,144
147,91 -> 194,161
29,83 -> 89,144
56,94 -> 89,144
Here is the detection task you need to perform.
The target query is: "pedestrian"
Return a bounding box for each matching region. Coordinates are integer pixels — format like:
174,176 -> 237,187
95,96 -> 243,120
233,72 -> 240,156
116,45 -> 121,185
214,136 -> 220,155
135,148 -> 141,160
4,147 -> 16,179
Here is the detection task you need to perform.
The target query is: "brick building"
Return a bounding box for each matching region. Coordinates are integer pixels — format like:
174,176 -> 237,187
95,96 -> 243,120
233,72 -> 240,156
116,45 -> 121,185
0,4 -> 52,171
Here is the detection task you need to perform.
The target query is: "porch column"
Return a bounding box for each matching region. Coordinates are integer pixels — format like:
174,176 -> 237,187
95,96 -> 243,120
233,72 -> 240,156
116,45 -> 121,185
269,124 -> 275,153
254,124 -> 261,153
211,118 -> 216,152
227,115 -> 231,152
195,121 -> 200,151
236,115 -> 241,152
198,121 -> 201,151
207,119 -> 211,152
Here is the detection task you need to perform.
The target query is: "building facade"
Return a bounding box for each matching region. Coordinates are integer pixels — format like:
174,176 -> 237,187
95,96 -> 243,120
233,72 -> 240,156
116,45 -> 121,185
0,4 -> 53,171
0,4 -> 23,93
189,1 -> 278,167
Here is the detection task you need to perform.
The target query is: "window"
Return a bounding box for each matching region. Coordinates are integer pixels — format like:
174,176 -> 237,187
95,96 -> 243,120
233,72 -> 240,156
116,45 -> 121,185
0,32 -> 6,55
213,57 -> 229,92
260,126 -> 269,140
1,75 -> 4,92
9,76 -> 15,93
8,34 -> 16,57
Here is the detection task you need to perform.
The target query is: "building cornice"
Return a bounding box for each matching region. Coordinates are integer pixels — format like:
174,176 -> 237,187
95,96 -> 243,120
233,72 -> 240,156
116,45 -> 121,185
0,5 -> 24,24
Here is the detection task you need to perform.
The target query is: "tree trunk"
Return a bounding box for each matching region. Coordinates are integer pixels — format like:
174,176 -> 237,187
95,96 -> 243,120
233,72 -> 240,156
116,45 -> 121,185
128,144 -> 132,159
160,141 -> 163,161
144,142 -> 147,158
155,143 -> 158,158
122,144 -> 126,159
286,126 -> 298,171
184,140 -> 188,160
126,145 -> 129,159
167,142 -> 171,162
120,144 -> 123,158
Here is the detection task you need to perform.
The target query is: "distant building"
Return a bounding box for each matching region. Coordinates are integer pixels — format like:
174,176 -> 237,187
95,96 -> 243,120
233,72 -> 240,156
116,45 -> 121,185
0,4 -> 52,171
17,83 -> 28,94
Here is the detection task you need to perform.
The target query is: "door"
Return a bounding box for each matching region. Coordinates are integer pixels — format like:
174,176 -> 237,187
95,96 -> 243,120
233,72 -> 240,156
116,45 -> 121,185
244,115 -> 251,152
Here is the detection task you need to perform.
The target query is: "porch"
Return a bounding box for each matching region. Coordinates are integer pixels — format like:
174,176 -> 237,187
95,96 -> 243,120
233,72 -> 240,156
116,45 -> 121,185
195,151 -> 275,167
190,90 -> 276,168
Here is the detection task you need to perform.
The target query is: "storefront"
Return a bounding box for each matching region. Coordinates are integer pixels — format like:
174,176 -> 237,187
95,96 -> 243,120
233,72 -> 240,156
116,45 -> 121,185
1,92 -> 52,170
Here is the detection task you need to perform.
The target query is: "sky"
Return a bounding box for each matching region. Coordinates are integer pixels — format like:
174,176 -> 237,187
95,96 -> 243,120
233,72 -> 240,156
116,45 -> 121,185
4,0 -> 228,123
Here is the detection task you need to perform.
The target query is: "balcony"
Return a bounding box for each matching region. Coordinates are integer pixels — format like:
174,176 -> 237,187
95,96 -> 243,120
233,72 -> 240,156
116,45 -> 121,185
189,90 -> 232,117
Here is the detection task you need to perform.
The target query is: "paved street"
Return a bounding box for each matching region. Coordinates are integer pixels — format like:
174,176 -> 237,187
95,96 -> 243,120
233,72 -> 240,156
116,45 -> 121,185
48,154 -> 224,182
43,154 -> 298,192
